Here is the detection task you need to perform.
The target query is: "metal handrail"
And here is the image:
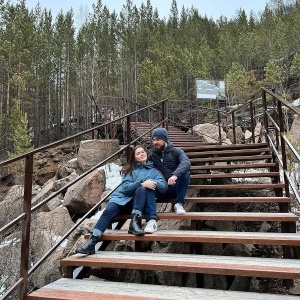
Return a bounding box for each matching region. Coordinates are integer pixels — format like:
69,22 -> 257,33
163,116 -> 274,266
1,91 -> 300,299
0,100 -> 167,300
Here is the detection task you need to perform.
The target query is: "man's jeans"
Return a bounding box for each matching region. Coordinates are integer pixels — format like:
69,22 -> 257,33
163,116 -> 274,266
155,171 -> 190,204
92,186 -> 156,236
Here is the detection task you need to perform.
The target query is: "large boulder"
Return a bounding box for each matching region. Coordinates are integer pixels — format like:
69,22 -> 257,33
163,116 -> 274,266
77,139 -> 120,172
63,169 -> 106,215
0,185 -> 43,228
192,123 -> 227,143
290,114 -> 300,144
254,122 -> 262,143
30,207 -> 74,288
227,126 -> 244,143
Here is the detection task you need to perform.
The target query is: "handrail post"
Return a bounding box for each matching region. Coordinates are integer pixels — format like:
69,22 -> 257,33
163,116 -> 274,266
278,101 -> 290,198
20,154 -> 34,299
189,104 -> 193,134
231,111 -> 236,144
126,115 -> 131,161
165,100 -> 169,131
272,93 -> 280,150
250,101 -> 255,143
217,110 -> 222,145
161,100 -> 165,128
262,89 -> 270,147
148,107 -> 152,124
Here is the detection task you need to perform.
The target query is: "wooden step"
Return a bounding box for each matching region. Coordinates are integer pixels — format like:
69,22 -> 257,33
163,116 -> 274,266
61,251 -> 300,280
188,183 -> 285,190
173,142 -> 207,147
190,163 -> 276,170
185,196 -> 291,203
187,148 -> 270,157
190,172 -> 279,179
26,278 -> 298,300
85,229 -> 300,246
182,143 -> 269,152
190,155 -> 272,163
115,212 -> 299,222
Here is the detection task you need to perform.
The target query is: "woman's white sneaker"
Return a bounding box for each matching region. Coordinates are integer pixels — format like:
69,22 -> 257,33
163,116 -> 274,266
174,203 -> 186,214
144,219 -> 157,234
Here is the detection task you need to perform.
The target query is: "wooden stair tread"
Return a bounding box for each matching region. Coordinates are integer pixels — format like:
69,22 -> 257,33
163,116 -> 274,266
185,196 -> 291,203
85,229 -> 300,246
26,278 -> 298,300
173,142 -> 205,146
115,212 -> 299,222
182,143 -> 269,151
190,163 -> 276,170
187,148 -> 270,157
190,172 -> 279,179
188,183 -> 285,189
61,251 -> 300,279
190,155 -> 272,163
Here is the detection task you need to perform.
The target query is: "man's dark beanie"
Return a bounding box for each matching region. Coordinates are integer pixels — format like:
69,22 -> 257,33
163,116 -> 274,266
152,127 -> 168,142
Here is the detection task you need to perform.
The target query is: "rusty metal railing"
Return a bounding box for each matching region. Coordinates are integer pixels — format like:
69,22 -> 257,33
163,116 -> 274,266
1,90 -> 300,299
261,88 -> 300,207
0,100 -> 167,300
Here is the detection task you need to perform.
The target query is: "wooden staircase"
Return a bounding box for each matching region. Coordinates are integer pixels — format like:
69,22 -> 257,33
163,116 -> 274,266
26,125 -> 300,299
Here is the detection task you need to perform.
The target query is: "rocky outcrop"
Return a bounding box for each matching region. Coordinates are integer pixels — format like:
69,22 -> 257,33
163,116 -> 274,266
0,140 -> 121,292
192,123 -> 227,143
63,169 -> 106,215
30,207 -> 75,288
77,139 -> 120,172
290,114 -> 300,144
192,122 -> 263,145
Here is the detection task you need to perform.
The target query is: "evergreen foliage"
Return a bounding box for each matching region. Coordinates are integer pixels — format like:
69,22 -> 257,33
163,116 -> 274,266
0,0 -> 300,155
7,105 -> 34,158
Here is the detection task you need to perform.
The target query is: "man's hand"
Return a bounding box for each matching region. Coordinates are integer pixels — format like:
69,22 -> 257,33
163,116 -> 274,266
168,175 -> 178,186
141,179 -> 157,190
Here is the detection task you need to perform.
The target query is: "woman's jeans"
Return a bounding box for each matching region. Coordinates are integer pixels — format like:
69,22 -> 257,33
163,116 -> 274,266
155,171 -> 190,204
92,186 -> 156,236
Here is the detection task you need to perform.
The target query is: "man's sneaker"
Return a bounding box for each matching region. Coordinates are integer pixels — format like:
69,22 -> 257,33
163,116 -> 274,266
144,219 -> 158,234
174,203 -> 186,214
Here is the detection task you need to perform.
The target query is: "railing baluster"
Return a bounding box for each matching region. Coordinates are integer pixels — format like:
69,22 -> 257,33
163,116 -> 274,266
277,101 -> 290,198
217,110 -> 222,145
250,101 -> 255,143
20,154 -> 34,299
231,111 -> 236,144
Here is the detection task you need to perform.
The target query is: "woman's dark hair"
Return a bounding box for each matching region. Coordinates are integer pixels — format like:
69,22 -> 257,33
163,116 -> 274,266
121,145 -> 148,175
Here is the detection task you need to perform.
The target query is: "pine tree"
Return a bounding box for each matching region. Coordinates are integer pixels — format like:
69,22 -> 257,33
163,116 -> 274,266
7,105 -> 34,158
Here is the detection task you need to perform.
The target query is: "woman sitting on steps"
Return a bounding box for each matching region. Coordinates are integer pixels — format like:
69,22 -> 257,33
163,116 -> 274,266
75,145 -> 168,255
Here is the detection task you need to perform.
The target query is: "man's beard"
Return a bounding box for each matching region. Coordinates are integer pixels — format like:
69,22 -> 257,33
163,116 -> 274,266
154,144 -> 165,152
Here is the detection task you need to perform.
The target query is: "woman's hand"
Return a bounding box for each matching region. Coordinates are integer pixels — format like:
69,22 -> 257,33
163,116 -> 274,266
141,179 -> 157,190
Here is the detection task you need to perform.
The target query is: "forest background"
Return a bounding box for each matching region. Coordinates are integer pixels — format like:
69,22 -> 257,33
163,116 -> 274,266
1,0 -> 300,160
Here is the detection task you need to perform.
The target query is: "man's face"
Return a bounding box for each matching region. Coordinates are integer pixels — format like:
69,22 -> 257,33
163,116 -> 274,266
152,137 -> 166,152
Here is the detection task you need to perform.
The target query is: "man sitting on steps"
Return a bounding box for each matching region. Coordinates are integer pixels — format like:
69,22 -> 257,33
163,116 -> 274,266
148,127 -> 191,214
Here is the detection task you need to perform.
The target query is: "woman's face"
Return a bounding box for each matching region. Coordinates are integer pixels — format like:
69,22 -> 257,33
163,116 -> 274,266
134,147 -> 147,163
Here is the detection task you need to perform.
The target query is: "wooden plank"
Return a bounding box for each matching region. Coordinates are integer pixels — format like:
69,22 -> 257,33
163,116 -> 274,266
26,278 -> 298,300
188,183 -> 285,189
190,155 -> 272,163
61,251 -> 300,279
190,163 -> 276,170
190,172 -> 279,179
184,196 -> 291,203
187,148 -> 270,157
84,229 -> 300,246
182,143 -> 269,152
114,212 -> 299,222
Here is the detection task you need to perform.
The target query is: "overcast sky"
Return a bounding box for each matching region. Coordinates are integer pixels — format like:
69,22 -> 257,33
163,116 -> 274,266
10,0 -> 271,23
